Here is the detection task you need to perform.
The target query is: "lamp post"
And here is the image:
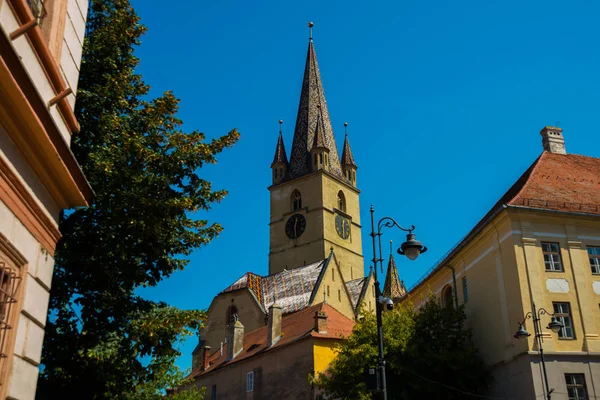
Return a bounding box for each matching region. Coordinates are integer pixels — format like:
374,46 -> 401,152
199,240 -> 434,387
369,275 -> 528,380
369,205 -> 427,400
513,302 -> 564,400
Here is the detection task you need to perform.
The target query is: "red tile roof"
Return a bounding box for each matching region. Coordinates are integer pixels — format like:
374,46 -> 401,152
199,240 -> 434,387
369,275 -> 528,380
189,303 -> 354,379
508,152 -> 600,214
408,150 -> 600,294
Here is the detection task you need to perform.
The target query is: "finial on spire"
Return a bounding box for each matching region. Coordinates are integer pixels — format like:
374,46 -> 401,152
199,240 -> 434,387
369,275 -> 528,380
279,119 -> 283,134
344,122 -> 348,136
308,22 -> 314,41
390,240 -> 393,255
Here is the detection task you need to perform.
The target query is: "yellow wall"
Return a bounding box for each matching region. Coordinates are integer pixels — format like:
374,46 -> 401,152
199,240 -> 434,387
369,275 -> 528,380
404,208 -> 600,368
313,338 -> 344,374
269,171 -> 364,280
311,254 -> 358,319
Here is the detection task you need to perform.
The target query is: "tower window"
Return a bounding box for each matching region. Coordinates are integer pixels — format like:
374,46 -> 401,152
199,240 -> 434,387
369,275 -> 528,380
337,191 -> 346,212
338,289 -> 341,302
279,168 -> 283,179
319,153 -> 323,165
291,190 -> 302,211
332,269 -> 335,282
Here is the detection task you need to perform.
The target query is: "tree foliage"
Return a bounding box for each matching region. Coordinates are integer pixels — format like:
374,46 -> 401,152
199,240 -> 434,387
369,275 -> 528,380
315,298 -> 491,399
38,0 -> 239,398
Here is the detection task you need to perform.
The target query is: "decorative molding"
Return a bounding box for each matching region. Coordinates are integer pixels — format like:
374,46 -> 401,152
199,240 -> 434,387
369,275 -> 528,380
0,158 -> 61,255
546,278 -> 570,293
0,29 -> 92,207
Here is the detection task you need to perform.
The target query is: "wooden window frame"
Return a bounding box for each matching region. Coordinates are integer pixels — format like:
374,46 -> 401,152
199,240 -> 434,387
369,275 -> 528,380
246,370 -> 254,392
587,246 -> 600,275
0,233 -> 27,399
553,302 -> 575,340
542,242 -> 563,272
565,373 -> 588,400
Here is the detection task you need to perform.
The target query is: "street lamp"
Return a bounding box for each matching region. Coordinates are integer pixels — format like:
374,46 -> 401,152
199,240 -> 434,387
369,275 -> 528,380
369,205 -> 427,400
513,302 -> 564,400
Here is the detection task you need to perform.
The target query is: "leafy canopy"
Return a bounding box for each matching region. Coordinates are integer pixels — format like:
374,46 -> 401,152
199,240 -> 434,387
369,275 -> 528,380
315,297 -> 492,399
38,0 -> 239,398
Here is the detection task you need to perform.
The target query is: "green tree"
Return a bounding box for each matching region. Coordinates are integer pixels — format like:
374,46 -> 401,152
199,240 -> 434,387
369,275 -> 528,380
37,0 -> 239,398
315,298 -> 491,399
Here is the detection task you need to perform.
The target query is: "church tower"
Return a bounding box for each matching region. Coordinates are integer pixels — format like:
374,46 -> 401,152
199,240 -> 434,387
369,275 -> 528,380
268,25 -> 363,281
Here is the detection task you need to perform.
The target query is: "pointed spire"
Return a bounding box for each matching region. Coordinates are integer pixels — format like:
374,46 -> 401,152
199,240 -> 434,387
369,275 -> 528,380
272,120 -> 288,166
341,122 -> 357,167
288,25 -> 344,180
383,241 -> 406,299
311,109 -> 328,150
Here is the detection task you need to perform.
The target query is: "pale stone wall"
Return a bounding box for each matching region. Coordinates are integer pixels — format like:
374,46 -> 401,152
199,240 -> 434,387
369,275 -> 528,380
60,0 -> 88,109
191,338 -> 316,400
0,200 -> 55,400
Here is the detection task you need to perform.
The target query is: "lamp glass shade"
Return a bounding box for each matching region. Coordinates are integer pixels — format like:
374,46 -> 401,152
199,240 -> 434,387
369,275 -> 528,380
513,323 -> 530,339
403,247 -> 420,261
547,316 -> 563,333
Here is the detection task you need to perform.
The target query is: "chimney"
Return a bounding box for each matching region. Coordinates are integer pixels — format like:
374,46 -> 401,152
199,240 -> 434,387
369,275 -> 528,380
226,320 -> 244,360
540,126 -> 566,155
191,341 -> 203,370
314,310 -> 328,334
267,303 -> 282,347
202,346 -> 211,371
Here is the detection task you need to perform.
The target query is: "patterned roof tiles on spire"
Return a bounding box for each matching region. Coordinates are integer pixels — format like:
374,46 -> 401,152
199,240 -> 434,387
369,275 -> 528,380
311,114 -> 328,150
272,132 -> 288,166
288,39 -> 344,179
383,254 -> 406,299
341,134 -> 357,167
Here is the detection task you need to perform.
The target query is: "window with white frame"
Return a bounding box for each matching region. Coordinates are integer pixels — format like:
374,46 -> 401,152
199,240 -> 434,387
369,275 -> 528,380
553,302 -> 575,339
542,242 -> 563,271
565,374 -> 588,399
246,371 -> 254,392
587,246 -> 600,274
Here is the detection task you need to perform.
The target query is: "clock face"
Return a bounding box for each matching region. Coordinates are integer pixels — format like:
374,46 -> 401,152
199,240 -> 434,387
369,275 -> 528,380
335,214 -> 350,239
285,214 -> 306,239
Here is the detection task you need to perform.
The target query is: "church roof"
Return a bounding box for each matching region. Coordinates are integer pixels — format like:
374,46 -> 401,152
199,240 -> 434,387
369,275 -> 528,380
383,254 -> 406,299
345,277 -> 366,309
409,150 -> 600,294
220,259 -> 328,315
288,38 -> 344,180
189,302 -> 354,379
341,134 -> 357,167
272,132 -> 288,166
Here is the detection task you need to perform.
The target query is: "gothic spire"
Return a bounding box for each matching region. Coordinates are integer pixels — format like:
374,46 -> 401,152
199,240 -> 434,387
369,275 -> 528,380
272,120 -> 288,166
288,25 -> 344,180
312,112 -> 327,150
383,252 -> 406,299
341,125 -> 357,167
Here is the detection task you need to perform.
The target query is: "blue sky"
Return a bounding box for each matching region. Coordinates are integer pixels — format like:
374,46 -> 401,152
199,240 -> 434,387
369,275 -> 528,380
130,0 -> 600,369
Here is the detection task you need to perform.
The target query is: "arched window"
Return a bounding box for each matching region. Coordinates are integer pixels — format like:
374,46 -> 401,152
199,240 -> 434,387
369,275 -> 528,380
442,286 -> 454,309
337,191 -> 346,212
291,190 -> 302,211
226,305 -> 238,324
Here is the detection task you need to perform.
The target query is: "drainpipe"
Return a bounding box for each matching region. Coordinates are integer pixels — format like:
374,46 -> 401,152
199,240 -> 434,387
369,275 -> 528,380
445,265 -> 459,309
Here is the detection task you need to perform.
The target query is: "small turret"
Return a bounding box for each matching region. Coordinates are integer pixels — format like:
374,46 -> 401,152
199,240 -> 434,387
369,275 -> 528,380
271,120 -> 288,184
341,123 -> 357,186
311,111 -> 330,172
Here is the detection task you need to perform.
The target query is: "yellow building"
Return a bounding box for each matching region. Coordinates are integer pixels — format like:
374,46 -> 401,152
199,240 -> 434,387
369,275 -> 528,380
404,127 -> 600,399
185,27 -> 386,399
0,1 -> 91,399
